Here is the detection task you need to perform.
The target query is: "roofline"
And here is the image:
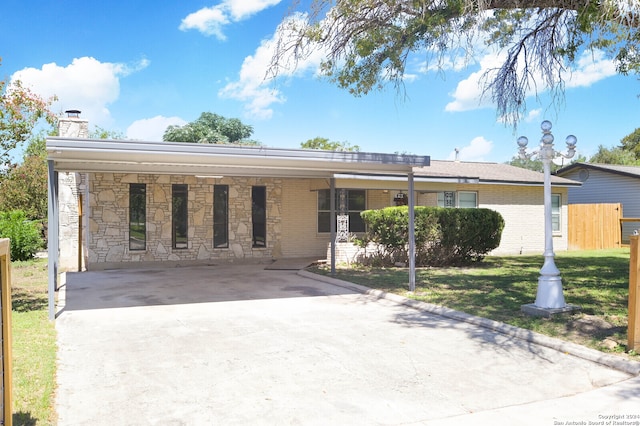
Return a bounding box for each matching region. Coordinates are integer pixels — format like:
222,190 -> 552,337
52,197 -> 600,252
556,162 -> 640,180
46,137 -> 430,176
335,172 -> 580,187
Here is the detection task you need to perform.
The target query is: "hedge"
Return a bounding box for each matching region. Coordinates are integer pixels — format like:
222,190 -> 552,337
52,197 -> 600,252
359,206 -> 504,266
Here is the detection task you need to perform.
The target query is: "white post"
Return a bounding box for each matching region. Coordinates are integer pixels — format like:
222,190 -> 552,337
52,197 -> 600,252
330,178 -> 336,276
536,147 -> 565,308
518,121 -> 578,316
47,160 -> 59,320
408,172 -> 416,292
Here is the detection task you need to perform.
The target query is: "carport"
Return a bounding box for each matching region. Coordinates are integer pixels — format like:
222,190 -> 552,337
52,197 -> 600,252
46,135 -> 430,319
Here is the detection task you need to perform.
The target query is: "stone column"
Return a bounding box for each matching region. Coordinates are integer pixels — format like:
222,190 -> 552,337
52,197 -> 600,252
57,113 -> 89,271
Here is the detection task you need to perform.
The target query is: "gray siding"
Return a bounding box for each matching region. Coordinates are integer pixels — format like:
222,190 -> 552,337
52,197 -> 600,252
562,168 -> 640,240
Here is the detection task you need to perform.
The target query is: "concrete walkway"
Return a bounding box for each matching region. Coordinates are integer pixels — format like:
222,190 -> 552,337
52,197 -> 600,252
56,264 -> 640,425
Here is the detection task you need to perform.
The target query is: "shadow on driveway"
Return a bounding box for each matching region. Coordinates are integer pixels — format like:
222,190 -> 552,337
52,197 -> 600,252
59,264 -> 357,312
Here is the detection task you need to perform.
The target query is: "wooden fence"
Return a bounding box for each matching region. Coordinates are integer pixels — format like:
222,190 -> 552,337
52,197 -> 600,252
0,239 -> 12,425
568,203 -> 622,250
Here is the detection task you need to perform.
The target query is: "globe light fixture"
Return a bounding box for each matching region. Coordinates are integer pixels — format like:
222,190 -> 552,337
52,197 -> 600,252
517,121 -> 581,316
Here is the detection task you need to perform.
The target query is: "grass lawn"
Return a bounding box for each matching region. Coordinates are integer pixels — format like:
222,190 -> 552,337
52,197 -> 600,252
11,258 -> 56,425
310,248 -> 639,359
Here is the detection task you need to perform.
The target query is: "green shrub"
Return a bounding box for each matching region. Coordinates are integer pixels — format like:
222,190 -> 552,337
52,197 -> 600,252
0,210 -> 43,261
359,206 -> 504,266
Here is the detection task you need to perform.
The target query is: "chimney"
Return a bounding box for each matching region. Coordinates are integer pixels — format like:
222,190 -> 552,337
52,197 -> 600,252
58,109 -> 89,138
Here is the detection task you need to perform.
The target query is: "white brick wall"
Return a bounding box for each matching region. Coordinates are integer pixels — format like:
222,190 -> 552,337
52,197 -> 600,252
77,173 -> 568,269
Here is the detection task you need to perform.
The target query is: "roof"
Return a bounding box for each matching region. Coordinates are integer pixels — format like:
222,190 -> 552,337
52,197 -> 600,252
46,137 -> 430,178
413,160 -> 581,187
556,162 -> 640,180
46,136 -> 580,187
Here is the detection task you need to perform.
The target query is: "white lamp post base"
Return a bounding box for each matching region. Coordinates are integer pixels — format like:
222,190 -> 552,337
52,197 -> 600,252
521,267 -> 581,317
521,303 -> 581,318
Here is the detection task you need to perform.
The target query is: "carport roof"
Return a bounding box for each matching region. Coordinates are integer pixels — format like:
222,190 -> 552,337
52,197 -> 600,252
46,137 -> 430,178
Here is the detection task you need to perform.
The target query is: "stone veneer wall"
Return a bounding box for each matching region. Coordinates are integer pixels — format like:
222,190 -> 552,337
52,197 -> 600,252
58,172 -> 85,270
88,173 -> 282,269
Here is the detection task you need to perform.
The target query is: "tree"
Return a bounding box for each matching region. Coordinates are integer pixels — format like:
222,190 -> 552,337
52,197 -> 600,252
271,1 -> 640,125
300,136 -> 360,151
588,144 -> 638,165
163,112 -> 255,144
0,133 -> 48,220
506,156 -> 545,173
1,61 -> 56,169
619,127 -> 640,159
508,153 -> 587,172
90,126 -> 125,140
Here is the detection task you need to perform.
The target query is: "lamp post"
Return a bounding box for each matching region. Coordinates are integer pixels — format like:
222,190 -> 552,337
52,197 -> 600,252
517,120 -> 580,315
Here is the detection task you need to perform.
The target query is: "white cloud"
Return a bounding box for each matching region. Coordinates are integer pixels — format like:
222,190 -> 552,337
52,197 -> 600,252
524,109 -> 542,123
126,116 -> 187,141
445,47 -> 617,114
447,136 -> 493,161
444,52 -> 505,112
10,56 -> 149,128
179,7 -> 229,39
219,13 -> 326,119
565,50 -> 617,88
180,0 -> 282,40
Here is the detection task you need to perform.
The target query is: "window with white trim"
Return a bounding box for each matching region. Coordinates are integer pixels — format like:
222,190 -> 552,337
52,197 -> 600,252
437,191 -> 478,208
552,194 -> 561,233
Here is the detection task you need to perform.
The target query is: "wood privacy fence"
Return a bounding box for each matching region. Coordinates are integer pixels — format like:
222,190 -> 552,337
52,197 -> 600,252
568,203 -> 622,250
0,239 -> 12,425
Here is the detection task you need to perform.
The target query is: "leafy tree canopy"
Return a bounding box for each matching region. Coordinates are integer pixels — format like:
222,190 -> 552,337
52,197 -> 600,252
0,133 -> 48,220
588,144 -> 639,165
300,136 -> 360,151
163,112 -> 255,144
271,1 -> 640,125
90,126 -> 124,140
506,153 -> 587,173
1,60 -> 57,168
619,127 -> 640,158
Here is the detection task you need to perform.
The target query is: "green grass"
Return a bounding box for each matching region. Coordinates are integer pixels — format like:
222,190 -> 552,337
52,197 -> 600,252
310,249 -> 638,358
11,258 -> 56,425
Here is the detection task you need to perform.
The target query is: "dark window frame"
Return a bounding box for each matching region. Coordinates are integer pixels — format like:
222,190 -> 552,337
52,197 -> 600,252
213,184 -> 229,248
172,184 -> 188,249
317,189 -> 366,234
252,186 -> 267,248
129,183 -> 146,251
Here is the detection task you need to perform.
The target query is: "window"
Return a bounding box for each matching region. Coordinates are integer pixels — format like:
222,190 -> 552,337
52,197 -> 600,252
437,191 -> 477,208
552,194 -> 561,233
317,189 -> 366,233
458,192 -> 478,208
252,186 -> 266,248
129,183 -> 146,250
172,184 -> 188,249
213,185 -> 229,248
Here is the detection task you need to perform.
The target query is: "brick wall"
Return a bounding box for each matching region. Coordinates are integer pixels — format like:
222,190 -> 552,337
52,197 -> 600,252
414,184 -> 569,255
82,172 -> 568,269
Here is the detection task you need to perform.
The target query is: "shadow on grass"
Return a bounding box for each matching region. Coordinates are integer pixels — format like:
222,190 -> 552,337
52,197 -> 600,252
313,251 -> 633,354
14,411 -> 37,426
11,288 -> 47,313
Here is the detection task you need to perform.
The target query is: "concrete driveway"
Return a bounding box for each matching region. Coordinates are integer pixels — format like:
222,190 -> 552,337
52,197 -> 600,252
56,264 -> 640,425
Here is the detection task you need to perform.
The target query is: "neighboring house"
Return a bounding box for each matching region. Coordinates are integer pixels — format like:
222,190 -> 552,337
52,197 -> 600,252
556,162 -> 640,241
47,115 -> 580,273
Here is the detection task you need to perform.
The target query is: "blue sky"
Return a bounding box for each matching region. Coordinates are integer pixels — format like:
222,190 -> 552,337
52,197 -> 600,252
1,0 -> 638,163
